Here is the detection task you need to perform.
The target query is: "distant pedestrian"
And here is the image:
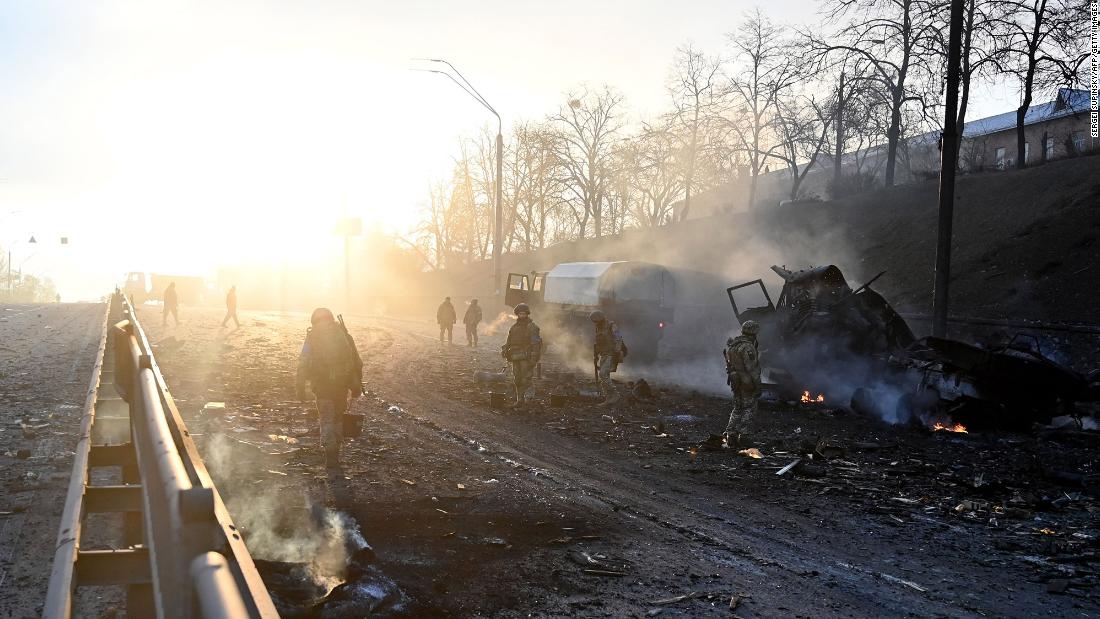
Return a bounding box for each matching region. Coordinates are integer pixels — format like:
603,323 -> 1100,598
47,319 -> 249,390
723,320 -> 761,447
162,282 -> 179,327
296,308 -> 363,470
463,299 -> 483,347
221,285 -> 240,328
437,297 -> 456,343
501,303 -> 541,408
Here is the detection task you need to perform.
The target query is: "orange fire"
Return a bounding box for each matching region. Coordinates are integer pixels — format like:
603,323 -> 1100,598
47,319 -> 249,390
932,422 -> 968,433
800,390 -> 825,404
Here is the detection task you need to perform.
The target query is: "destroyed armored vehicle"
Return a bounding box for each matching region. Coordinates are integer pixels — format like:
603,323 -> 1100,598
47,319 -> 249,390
728,264 -> 914,368
729,264 -> 1100,427
505,261 -> 675,362
880,335 -> 1100,428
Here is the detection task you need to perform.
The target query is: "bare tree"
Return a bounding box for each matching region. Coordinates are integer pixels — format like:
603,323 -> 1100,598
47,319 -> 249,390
725,10 -> 802,207
990,0 -> 1089,168
773,94 -> 833,200
810,0 -> 942,187
955,0 -> 1002,140
506,123 -> 564,252
549,86 -> 625,239
625,123 -> 684,226
667,44 -> 724,221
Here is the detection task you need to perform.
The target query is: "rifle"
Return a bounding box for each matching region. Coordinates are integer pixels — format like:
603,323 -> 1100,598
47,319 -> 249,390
337,314 -> 367,396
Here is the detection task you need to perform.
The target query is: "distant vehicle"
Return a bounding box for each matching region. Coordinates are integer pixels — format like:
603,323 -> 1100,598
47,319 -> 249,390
505,261 -> 676,363
122,272 -> 209,306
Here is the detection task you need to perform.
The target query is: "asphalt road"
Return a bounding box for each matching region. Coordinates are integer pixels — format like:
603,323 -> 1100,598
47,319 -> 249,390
0,302 -> 1094,618
130,305 -> 1099,618
0,303 -> 107,619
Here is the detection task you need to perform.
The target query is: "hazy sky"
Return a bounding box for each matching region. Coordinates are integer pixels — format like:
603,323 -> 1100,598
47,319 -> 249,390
0,1 -> 1021,300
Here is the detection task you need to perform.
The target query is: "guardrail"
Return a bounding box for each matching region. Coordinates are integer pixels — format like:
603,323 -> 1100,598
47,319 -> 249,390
44,293 -> 279,618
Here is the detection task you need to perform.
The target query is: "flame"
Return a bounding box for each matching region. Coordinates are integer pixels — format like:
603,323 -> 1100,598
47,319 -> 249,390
800,390 -> 825,404
932,422 -> 968,433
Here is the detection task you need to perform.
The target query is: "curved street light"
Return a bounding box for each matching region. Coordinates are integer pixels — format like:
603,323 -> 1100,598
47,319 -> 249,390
414,58 -> 504,298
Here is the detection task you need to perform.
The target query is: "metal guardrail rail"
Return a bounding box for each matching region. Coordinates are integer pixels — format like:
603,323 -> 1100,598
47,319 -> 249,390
44,293 -> 279,618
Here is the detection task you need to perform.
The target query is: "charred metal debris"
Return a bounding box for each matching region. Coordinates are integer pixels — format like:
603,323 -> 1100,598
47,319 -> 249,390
728,264 -> 1100,430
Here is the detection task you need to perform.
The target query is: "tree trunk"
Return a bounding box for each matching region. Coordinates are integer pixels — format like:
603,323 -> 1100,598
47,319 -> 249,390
834,72 -> 845,188
1018,1 -> 1044,169
884,87 -> 902,187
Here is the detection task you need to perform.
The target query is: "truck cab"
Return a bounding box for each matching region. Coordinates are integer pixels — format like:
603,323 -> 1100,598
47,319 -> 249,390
504,271 -> 547,309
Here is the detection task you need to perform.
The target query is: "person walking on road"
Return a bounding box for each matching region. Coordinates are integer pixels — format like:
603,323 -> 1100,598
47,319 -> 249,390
723,320 -> 761,447
590,310 -> 626,406
162,282 -> 179,327
221,285 -> 240,328
437,296 -> 457,344
501,303 -> 542,408
296,308 -> 364,469
463,299 -> 483,347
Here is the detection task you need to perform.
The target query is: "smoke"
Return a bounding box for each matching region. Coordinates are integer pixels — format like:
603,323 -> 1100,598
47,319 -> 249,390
481,311 -> 514,336
203,433 -> 365,593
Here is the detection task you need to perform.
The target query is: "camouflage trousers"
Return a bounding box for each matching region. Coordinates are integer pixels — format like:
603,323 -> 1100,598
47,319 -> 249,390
316,396 -> 347,467
724,390 -> 759,437
597,354 -> 618,399
511,359 -> 535,403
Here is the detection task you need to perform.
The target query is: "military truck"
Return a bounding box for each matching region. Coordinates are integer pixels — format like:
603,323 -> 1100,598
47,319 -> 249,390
504,261 -> 676,363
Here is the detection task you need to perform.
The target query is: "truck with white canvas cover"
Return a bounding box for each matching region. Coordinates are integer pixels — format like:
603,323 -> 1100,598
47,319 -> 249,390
504,261 -> 676,362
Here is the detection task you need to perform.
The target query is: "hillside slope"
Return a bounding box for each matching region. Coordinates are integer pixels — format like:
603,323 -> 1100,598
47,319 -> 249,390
425,155 -> 1100,324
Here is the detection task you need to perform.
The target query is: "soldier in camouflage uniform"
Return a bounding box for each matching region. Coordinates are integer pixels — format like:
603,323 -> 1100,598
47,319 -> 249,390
723,320 -> 761,446
502,303 -> 542,408
296,308 -> 363,469
590,310 -> 625,405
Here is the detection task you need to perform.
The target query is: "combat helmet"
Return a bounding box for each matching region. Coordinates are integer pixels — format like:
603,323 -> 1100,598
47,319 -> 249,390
589,310 -> 606,323
513,303 -> 531,315
310,307 -> 335,326
740,320 -> 760,336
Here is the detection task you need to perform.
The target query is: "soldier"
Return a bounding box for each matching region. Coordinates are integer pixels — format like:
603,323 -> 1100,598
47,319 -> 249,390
437,296 -> 457,344
296,308 -> 364,469
463,298 -> 483,347
590,310 -> 625,405
221,285 -> 240,328
501,303 -> 542,408
162,282 -> 179,327
723,320 -> 761,446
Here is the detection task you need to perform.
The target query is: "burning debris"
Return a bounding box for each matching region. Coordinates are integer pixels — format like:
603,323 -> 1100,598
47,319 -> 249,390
800,390 -> 825,404
932,421 -> 968,433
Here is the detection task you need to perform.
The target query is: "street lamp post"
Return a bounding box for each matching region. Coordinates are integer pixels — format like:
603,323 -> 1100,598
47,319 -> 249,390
417,59 -> 504,299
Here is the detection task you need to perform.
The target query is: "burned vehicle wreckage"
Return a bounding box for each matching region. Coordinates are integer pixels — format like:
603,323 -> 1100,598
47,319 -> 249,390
728,265 -> 1100,428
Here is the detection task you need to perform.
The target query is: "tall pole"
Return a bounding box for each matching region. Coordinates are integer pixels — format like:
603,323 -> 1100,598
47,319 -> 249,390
417,59 -> 503,300
932,0 -> 966,338
494,128 -> 503,297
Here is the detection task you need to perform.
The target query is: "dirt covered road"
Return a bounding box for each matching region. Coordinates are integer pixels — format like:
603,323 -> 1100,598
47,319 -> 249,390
139,305 -> 1100,618
0,303 -> 106,619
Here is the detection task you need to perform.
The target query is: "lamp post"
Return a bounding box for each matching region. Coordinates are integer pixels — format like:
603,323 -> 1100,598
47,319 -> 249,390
417,59 -> 504,299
